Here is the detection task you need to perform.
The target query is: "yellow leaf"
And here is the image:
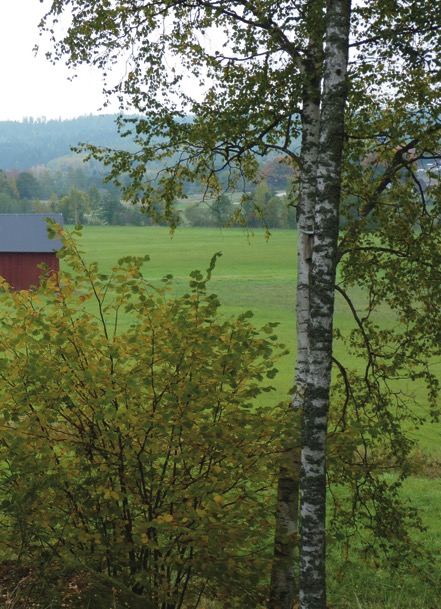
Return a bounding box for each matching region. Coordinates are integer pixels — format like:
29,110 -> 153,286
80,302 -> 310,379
157,514 -> 174,523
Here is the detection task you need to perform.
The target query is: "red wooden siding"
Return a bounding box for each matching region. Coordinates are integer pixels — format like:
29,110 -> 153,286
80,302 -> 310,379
0,253 -> 59,290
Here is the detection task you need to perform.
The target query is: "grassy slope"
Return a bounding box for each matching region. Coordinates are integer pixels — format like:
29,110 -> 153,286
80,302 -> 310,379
72,225 -> 373,381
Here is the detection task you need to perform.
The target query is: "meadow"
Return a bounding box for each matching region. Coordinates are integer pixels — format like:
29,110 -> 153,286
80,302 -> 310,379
74,225 -> 440,448
44,225 -> 441,607
73,225 -> 364,390
74,224 -> 298,397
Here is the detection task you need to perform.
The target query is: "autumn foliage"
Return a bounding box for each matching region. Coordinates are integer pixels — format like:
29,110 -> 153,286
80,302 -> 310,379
0,224 -> 287,608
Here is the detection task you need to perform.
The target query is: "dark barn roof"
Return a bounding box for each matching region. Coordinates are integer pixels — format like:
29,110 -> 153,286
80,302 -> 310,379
0,214 -> 64,253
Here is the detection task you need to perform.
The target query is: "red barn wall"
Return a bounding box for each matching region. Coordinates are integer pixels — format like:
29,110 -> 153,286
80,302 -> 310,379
0,253 -> 59,290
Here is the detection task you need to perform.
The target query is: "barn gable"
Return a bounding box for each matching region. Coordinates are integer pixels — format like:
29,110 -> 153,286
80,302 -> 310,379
0,214 -> 64,290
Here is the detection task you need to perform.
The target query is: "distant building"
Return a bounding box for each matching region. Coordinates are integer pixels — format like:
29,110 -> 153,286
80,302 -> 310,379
0,213 -> 63,290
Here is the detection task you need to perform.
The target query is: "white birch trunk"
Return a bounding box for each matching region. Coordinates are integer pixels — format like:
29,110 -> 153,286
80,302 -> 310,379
268,27 -> 324,609
299,2 -> 351,609
293,46 -> 322,411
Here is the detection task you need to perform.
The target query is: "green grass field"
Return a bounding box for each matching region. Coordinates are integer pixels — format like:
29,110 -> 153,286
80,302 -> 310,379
69,225 -> 367,382
60,225 -> 441,607
72,225 -> 440,448
72,224 -> 299,399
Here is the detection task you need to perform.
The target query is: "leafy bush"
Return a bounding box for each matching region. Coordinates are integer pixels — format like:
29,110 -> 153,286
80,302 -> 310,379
0,224 -> 287,609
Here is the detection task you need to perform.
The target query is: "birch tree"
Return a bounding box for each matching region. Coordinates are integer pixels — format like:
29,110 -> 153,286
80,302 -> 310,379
38,2 -> 441,609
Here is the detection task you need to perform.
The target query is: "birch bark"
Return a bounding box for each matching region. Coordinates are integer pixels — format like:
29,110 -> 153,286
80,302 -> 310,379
268,21 -> 324,608
268,447 -> 300,609
293,40 -> 323,413
299,2 -> 351,609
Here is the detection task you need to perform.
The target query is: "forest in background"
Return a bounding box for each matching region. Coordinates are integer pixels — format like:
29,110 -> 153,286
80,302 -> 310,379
0,115 -> 129,171
0,115 -> 297,227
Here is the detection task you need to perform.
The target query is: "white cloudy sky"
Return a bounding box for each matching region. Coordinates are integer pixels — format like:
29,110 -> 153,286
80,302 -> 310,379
1,0 -> 117,121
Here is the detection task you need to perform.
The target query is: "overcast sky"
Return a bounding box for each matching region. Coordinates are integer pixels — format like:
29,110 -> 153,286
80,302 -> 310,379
1,0 -> 117,121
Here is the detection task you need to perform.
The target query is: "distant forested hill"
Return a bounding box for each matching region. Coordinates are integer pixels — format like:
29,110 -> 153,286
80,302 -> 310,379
0,114 -> 297,228
0,115 -> 135,171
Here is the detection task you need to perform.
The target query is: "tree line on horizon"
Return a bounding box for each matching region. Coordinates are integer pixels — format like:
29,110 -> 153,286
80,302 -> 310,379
0,128 -> 298,227
0,115 -> 129,171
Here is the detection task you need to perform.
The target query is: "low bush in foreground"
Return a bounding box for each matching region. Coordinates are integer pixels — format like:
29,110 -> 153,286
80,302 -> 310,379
0,225 -> 287,609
